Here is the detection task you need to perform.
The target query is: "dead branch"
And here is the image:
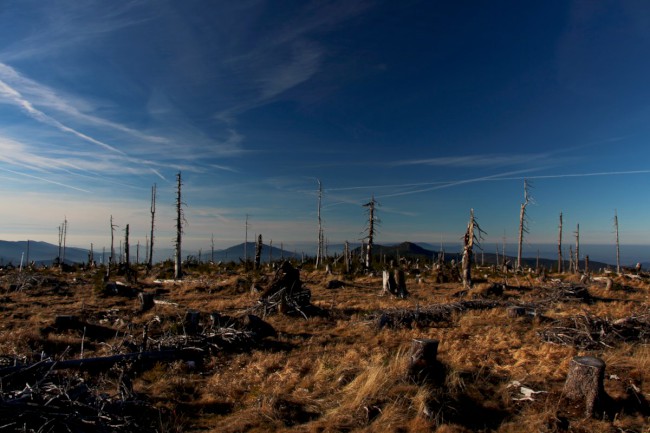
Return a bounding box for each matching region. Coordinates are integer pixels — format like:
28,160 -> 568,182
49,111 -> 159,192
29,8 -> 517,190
538,309 -> 650,349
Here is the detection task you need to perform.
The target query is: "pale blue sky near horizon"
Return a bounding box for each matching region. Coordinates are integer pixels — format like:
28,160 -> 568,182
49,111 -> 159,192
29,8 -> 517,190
1,1 -> 650,260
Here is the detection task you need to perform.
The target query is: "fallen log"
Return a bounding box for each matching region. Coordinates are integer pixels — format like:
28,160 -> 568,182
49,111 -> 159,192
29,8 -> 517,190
377,299 -> 507,329
0,348 -> 203,378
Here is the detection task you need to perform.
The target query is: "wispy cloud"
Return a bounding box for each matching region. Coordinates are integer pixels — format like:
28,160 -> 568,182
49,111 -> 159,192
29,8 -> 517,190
215,0 -> 370,122
391,153 -> 553,168
0,1 -> 154,62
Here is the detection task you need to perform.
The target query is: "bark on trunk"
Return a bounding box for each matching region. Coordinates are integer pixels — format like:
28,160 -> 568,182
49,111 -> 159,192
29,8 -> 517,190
563,356 -> 607,417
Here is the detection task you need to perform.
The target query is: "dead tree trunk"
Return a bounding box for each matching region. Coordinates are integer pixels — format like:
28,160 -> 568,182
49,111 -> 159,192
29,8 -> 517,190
254,234 -> 262,270
563,356 -> 608,417
363,196 -> 378,271
614,210 -> 620,275
461,209 -> 484,289
316,179 -> 323,269
407,338 -> 439,384
244,214 -> 249,270
344,241 -> 350,273
148,183 -> 156,270
124,224 -> 130,268
57,224 -> 63,264
62,217 -> 68,266
517,180 -> 531,271
108,215 -> 117,278
558,212 -> 563,273
575,223 -> 580,274
174,172 -> 183,280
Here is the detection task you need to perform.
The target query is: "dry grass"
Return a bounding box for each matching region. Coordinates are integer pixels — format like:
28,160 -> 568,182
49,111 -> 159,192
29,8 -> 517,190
0,264 -> 648,432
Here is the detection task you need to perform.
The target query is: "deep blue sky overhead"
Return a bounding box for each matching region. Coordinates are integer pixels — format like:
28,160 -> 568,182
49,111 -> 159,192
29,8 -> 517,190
1,0 -> 650,258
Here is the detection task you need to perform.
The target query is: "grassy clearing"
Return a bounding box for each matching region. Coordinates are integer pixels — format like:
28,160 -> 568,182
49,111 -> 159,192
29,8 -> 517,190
0,264 -> 648,432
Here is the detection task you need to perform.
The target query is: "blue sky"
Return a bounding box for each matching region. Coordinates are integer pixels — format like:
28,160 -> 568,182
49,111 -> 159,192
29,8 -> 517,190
1,0 -> 650,257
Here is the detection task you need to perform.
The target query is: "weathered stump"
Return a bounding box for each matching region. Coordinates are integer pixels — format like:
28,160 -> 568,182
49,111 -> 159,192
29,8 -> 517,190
507,306 -> 527,318
261,261 -> 301,298
407,338 -> 439,384
382,269 -> 398,295
396,269 -> 408,298
605,278 -> 613,291
326,279 -> 345,289
55,315 -> 80,329
563,356 -> 607,417
382,270 -> 390,294
209,312 -> 223,327
138,292 -> 155,312
184,310 -> 201,334
241,314 -> 277,338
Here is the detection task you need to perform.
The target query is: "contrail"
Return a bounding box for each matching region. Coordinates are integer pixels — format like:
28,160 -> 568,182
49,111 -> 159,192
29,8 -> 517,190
326,180 -> 450,192
371,169 -> 650,199
150,168 -> 167,181
374,168 -> 539,199
0,166 -> 91,193
492,170 -> 650,181
0,79 -> 125,155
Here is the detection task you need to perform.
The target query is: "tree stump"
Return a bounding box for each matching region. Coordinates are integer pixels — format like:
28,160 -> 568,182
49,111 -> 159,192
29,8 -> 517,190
407,338 -> 439,384
507,306 -> 527,318
382,270 -> 390,294
605,278 -> 613,291
55,315 -> 80,329
563,356 -> 607,417
138,292 -> 154,312
241,314 -> 277,338
382,270 -> 397,295
395,269 -> 408,298
326,280 -> 345,289
209,312 -> 222,327
183,310 -> 201,334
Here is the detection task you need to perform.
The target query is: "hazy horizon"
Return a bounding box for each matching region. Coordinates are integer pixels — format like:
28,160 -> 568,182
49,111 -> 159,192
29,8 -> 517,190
2,238 -> 648,267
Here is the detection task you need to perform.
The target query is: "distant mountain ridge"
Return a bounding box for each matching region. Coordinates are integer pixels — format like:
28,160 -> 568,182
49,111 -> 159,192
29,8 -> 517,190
0,240 -> 299,266
0,240 -> 89,266
0,239 -> 634,269
354,241 -> 613,270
